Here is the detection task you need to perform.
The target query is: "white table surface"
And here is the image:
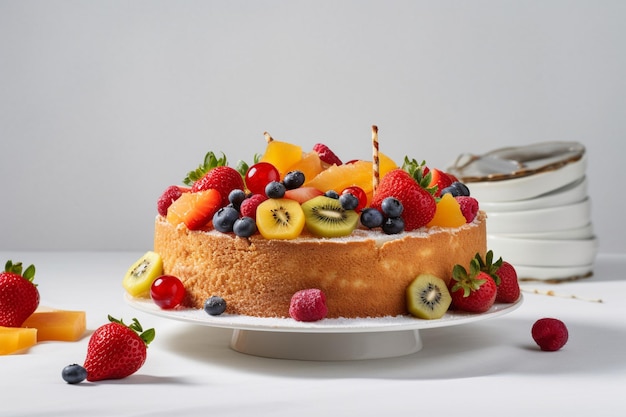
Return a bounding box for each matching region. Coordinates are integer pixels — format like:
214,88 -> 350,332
2,251 -> 624,417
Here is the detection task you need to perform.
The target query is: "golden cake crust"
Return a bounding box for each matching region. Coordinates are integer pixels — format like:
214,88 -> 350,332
154,212 -> 487,318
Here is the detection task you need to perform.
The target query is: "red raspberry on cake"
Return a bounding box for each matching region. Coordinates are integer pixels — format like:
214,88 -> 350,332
455,196 -> 479,223
239,194 -> 268,220
312,143 -> 342,166
157,185 -> 190,217
289,289 -> 328,322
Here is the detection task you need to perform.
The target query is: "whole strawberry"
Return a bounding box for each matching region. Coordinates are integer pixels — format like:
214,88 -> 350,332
191,166 -> 245,208
83,315 -> 155,381
450,258 -> 497,313
370,168 -> 436,230
0,260 -> 40,327
474,251 -> 521,303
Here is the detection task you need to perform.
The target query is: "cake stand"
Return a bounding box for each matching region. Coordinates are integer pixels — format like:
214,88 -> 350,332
126,295 -> 523,361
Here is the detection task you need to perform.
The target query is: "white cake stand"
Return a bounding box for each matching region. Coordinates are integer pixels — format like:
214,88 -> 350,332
126,294 -> 523,361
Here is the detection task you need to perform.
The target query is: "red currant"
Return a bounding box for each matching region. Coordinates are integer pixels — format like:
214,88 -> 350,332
341,186 -> 367,212
150,275 -> 186,309
245,162 -> 280,195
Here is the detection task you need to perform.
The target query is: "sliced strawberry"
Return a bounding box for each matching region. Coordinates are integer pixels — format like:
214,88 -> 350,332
284,186 -> 324,204
166,189 -> 222,230
312,143 -> 343,166
428,168 -> 453,197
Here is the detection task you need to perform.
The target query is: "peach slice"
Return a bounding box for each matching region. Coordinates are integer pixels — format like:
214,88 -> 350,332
22,309 -> 86,342
0,326 -> 37,355
427,194 -> 467,228
285,151 -> 324,184
306,153 -> 398,199
260,140 -> 303,177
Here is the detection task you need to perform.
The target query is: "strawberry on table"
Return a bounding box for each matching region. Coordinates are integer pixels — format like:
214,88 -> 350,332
83,316 -> 155,382
0,261 -> 40,327
450,258 -> 497,313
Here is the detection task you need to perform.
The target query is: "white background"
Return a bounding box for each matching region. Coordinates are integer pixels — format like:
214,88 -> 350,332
1,0 -> 624,254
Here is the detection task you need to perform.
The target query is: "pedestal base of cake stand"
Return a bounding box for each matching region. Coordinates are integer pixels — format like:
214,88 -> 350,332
229,329 -> 423,361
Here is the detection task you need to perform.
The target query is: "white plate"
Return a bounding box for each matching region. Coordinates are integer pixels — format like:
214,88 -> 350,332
487,235 -> 598,267
126,294 -> 523,360
486,198 -> 592,234
463,155 -> 587,203
480,176 -> 588,213
495,223 -> 594,240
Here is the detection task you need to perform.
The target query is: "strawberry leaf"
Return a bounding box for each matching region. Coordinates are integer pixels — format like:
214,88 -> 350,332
183,151 -> 228,186
401,157 -> 437,195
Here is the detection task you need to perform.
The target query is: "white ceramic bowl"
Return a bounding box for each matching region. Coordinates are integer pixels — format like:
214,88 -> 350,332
465,155 -> 587,203
486,198 -> 592,234
480,176 -> 588,213
487,235 -> 598,267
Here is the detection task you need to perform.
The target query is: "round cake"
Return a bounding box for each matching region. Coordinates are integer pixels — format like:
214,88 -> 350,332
154,212 -> 486,318
136,128 -> 492,320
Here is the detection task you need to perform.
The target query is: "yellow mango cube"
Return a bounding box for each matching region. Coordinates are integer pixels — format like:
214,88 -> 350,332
22,310 -> 86,342
0,326 -> 37,355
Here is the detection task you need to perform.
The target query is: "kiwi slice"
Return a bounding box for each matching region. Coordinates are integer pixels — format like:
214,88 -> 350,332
406,274 -> 452,319
256,198 -> 306,239
122,251 -> 163,297
301,196 -> 359,238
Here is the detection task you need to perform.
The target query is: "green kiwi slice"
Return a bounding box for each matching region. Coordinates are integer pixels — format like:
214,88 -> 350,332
406,274 -> 452,319
122,251 -> 163,297
301,196 -> 359,237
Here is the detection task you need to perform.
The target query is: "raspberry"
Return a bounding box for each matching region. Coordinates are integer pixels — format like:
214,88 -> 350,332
532,318 -> 569,351
157,185 -> 183,216
239,194 -> 268,220
455,196 -> 479,223
312,143 -> 343,166
289,289 -> 328,322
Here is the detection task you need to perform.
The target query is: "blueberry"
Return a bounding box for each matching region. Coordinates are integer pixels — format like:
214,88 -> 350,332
283,170 -> 305,190
360,208 -> 384,229
204,296 -> 227,315
213,206 -> 240,233
265,181 -> 286,198
382,216 -> 405,234
233,216 -> 257,237
339,193 -> 359,211
228,189 -> 247,209
380,197 -> 404,218
62,364 -> 87,384
324,190 -> 340,199
441,181 -> 470,197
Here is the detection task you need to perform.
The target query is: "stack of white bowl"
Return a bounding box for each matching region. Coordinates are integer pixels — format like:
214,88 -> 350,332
448,142 -> 598,281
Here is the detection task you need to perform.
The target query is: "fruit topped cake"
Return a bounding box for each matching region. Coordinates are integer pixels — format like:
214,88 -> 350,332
124,127 -> 519,321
